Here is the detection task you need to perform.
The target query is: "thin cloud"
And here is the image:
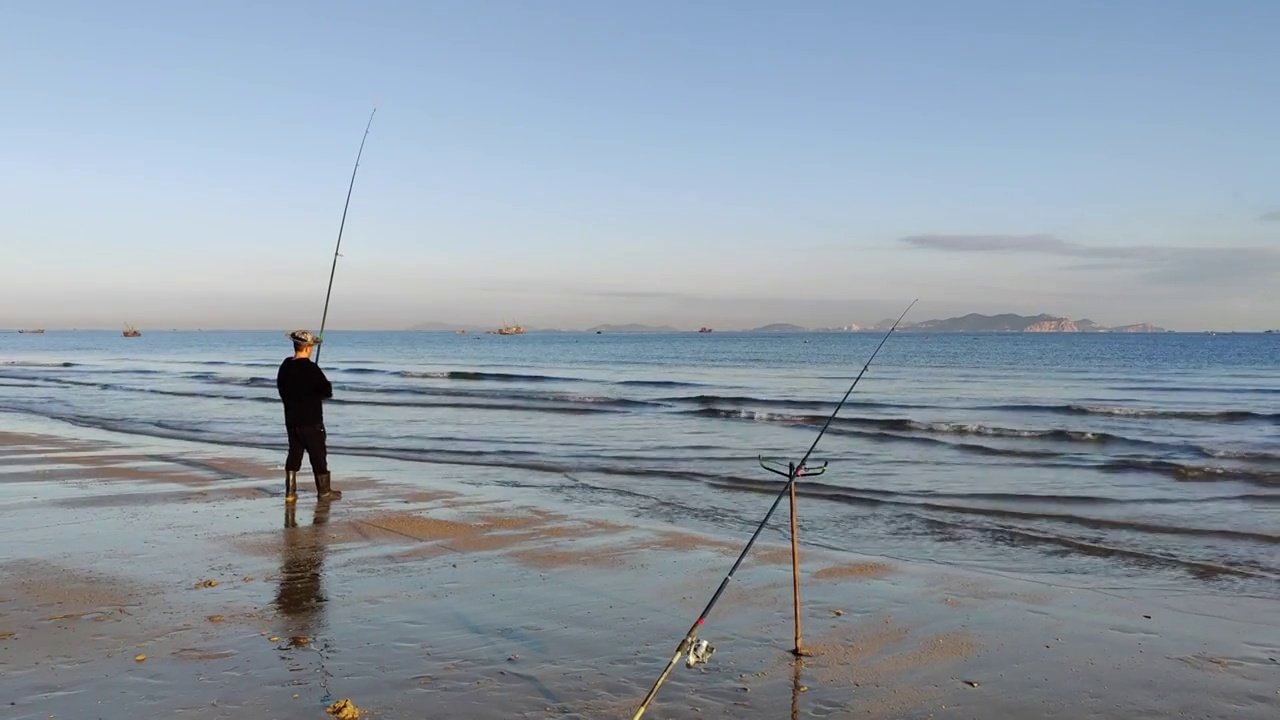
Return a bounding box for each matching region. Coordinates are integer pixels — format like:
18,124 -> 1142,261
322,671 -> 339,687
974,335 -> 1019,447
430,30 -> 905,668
900,234 -> 1147,259
1140,247 -> 1280,286
902,233 -> 1280,288
1260,210 -> 1280,222
583,289 -> 688,300
901,234 -> 1071,253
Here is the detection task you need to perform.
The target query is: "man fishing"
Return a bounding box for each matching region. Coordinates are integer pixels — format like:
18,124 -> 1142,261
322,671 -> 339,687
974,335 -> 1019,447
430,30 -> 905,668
277,330 -> 341,502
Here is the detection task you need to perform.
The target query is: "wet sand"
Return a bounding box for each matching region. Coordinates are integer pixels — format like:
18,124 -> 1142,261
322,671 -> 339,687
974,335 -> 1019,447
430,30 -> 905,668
0,429 -> 1276,719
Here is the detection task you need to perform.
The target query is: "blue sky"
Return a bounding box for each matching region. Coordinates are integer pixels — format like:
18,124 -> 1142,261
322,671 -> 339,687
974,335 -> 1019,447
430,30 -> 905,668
3,1 -> 1278,330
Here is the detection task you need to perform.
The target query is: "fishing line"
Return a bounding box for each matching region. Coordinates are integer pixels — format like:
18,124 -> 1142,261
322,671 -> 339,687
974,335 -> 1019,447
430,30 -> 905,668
629,298 -> 918,720
313,103 -> 379,365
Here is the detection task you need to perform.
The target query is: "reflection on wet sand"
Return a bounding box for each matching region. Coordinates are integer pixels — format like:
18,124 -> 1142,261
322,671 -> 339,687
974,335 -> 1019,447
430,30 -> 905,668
275,499 -> 332,644
275,498 -> 354,709
791,657 -> 804,720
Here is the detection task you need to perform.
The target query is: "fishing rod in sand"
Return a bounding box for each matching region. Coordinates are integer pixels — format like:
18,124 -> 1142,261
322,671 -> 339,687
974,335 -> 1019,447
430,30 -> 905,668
313,104 -> 378,365
628,298 -> 918,720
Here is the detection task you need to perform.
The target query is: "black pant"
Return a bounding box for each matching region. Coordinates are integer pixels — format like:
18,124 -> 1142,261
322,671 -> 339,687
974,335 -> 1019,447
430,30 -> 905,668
285,424 -> 328,475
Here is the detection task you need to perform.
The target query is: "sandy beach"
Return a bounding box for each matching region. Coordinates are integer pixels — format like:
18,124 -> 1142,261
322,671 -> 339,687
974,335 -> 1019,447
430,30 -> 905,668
1,425 -> 1276,719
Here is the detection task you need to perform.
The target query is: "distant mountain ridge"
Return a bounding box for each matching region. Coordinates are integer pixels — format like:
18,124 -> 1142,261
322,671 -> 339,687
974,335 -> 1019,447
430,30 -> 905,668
750,323 -> 808,333
409,321 -> 689,333
587,323 -> 680,333
869,313 -> 1165,333
408,313 -> 1166,333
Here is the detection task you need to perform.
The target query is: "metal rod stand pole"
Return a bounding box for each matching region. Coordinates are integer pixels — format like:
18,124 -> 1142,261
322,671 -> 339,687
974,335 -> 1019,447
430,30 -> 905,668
788,462 -> 809,657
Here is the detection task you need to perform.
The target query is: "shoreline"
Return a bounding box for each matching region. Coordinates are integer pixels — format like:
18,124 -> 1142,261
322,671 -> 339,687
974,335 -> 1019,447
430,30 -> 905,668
1,420 -> 1276,718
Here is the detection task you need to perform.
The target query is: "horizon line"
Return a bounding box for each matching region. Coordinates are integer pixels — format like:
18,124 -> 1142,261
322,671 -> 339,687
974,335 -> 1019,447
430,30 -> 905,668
3,326 -> 1273,334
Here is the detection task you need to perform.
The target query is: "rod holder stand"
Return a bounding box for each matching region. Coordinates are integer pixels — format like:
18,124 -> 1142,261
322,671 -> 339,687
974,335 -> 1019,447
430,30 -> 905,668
757,456 -> 829,479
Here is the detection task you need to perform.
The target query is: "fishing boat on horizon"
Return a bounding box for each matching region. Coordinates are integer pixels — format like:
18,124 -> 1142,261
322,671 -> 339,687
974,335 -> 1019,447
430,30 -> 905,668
496,321 -> 525,335
123,323 -> 141,337
17,328 -> 44,334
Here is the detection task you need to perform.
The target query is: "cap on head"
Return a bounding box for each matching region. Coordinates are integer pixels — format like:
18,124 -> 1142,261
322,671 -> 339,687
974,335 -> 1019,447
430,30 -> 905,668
288,330 -> 322,347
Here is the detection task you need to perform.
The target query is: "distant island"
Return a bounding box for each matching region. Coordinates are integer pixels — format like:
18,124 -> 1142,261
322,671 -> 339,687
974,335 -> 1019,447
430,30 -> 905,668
408,321 -> 678,334
586,323 -> 680,333
867,313 -> 1166,334
700,313 -> 1166,333
408,313 -> 1168,334
664,314 -> 1164,333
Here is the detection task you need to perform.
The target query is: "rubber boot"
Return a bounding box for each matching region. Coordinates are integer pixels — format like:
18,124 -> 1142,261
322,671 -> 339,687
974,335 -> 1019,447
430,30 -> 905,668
285,471 -> 298,503
314,472 -> 342,500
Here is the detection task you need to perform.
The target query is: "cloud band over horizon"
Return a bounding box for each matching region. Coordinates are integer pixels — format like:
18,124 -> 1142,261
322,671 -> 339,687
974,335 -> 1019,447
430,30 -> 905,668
900,233 -> 1280,288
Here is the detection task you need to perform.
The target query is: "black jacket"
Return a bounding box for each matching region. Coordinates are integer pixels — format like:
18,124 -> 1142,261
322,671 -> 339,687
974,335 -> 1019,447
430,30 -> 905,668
277,357 -> 333,426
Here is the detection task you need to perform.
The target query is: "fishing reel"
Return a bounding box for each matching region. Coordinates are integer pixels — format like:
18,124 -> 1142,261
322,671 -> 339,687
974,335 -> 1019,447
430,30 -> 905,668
685,638 -> 715,668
